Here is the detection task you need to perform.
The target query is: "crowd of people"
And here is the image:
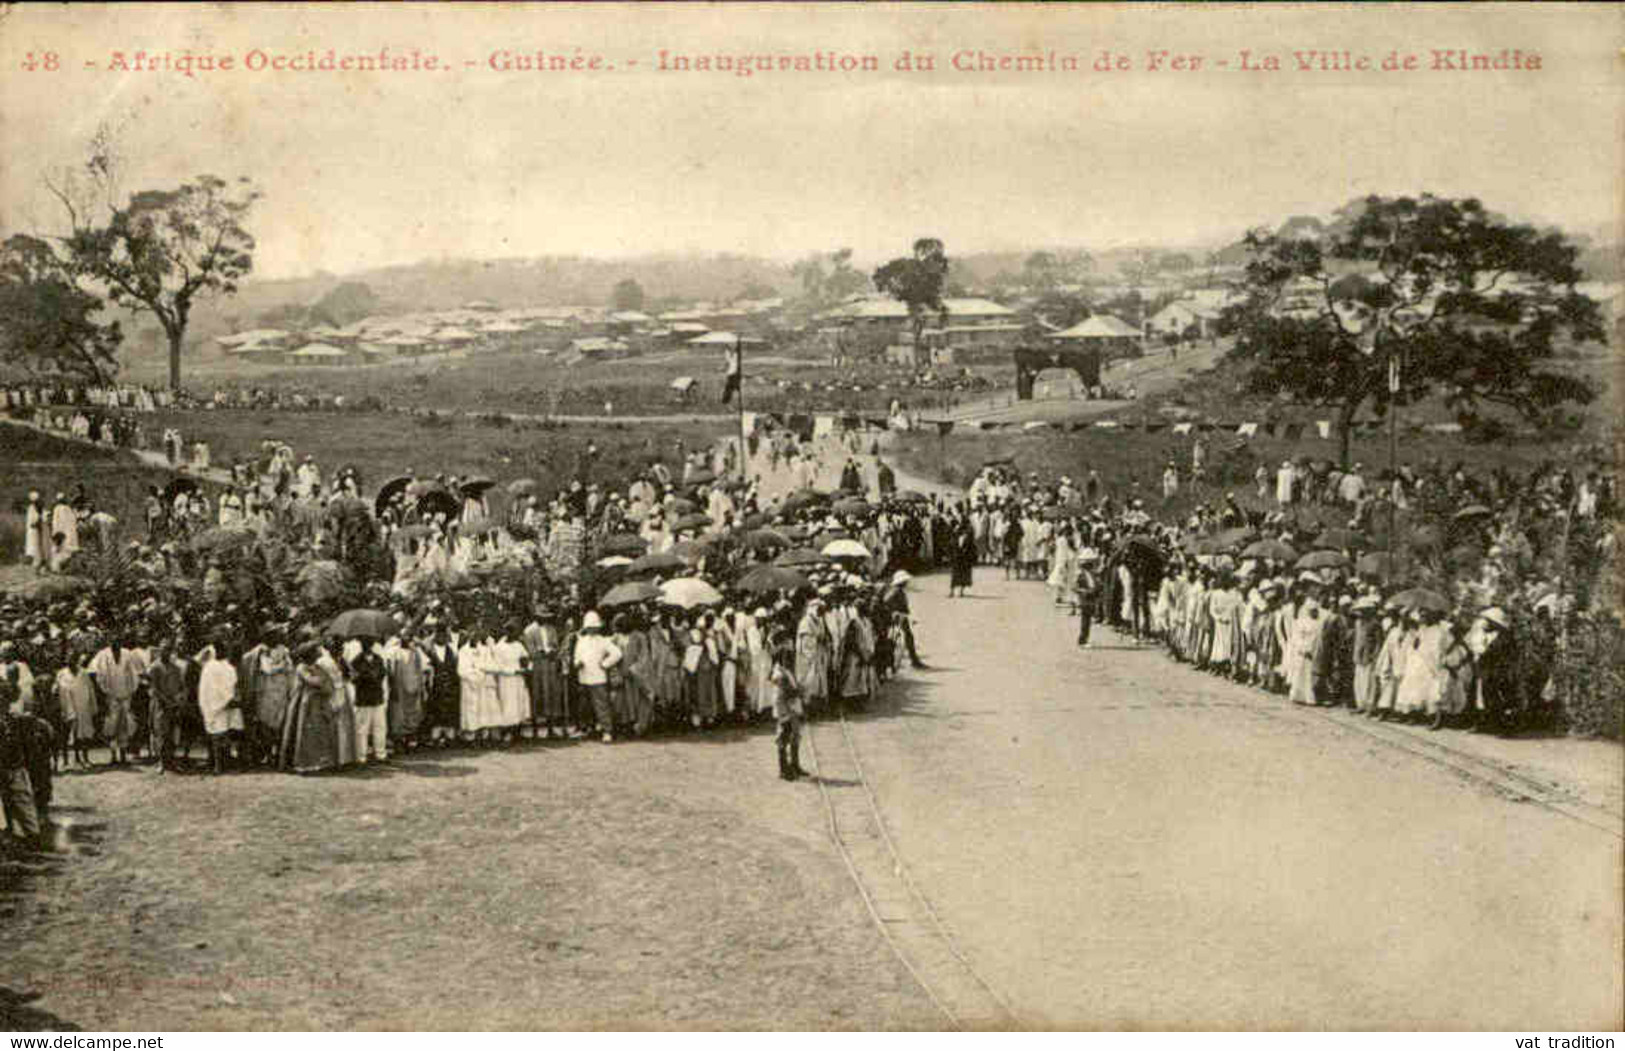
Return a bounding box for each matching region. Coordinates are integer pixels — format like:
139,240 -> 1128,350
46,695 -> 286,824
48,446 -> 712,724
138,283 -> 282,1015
941,452 -> 1616,737
0,424 -> 960,853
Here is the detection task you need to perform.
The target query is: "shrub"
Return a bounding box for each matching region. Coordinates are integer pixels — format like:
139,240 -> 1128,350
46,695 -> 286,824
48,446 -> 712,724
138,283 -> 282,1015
0,511 -> 25,565
1558,615 -> 1625,739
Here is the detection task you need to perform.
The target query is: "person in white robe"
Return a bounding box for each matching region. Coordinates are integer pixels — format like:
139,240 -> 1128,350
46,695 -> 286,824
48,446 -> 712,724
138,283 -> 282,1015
490,632 -> 531,734
1285,589 -> 1328,705
198,647 -> 243,775
457,635 -> 490,738
24,492 -> 51,569
50,494 -> 79,569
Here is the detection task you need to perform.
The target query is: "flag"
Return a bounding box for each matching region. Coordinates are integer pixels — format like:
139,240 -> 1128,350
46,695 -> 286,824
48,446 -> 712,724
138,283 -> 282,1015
720,342 -> 742,403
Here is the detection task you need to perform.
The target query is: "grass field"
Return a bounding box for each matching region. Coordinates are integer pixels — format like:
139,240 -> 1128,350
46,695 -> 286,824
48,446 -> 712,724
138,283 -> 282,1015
148,346 -> 1000,419
139,409 -> 732,512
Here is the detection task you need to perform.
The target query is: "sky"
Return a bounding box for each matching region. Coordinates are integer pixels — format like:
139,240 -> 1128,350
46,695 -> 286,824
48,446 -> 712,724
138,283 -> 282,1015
1,3 -> 1618,281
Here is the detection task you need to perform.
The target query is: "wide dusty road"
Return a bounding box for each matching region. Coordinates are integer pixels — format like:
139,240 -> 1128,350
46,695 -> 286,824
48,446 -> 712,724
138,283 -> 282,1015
840,572 -> 1622,1030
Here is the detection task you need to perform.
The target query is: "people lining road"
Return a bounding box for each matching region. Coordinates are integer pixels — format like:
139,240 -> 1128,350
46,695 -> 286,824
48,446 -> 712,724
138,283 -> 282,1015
0,420 -> 955,853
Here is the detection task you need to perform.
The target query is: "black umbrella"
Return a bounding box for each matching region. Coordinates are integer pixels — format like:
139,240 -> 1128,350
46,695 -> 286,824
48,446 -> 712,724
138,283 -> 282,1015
775,547 -> 828,567
460,477 -> 496,498
600,533 -> 649,557
417,490 -> 461,521
626,551 -> 686,576
374,475 -> 413,518
736,566 -> 811,594
162,477 -> 200,503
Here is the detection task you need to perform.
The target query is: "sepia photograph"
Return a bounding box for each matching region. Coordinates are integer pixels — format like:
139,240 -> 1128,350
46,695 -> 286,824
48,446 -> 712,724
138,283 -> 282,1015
0,2 -> 1620,1035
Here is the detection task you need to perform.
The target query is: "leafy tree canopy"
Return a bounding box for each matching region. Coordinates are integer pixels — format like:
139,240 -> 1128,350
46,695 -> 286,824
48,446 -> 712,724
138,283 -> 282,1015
1220,193 -> 1604,462
64,173 -> 259,389
0,234 -> 122,383
611,277 -> 645,312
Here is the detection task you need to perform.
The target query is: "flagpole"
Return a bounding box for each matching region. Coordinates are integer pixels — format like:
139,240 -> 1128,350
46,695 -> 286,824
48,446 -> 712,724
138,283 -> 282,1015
735,335 -> 746,485
1386,336 -> 1399,587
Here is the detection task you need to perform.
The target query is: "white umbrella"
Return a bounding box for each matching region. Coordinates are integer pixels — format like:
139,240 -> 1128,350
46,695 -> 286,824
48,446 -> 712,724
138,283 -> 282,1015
821,538 -> 871,559
596,555 -> 634,568
659,577 -> 724,609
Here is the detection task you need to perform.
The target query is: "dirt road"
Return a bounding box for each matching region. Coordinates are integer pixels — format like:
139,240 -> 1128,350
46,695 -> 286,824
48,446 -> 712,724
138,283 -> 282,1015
836,572 -> 1622,1029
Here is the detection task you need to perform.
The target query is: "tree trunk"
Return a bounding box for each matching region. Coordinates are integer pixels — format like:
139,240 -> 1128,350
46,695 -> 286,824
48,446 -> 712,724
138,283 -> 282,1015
1336,396 -> 1361,469
167,328 -> 184,391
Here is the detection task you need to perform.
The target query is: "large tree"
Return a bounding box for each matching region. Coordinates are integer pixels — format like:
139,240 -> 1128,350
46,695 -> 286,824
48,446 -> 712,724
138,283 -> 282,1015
611,277 -> 645,312
1221,193 -> 1604,465
60,174 -> 259,390
0,234 -> 122,383
313,281 -> 380,326
873,237 -> 949,349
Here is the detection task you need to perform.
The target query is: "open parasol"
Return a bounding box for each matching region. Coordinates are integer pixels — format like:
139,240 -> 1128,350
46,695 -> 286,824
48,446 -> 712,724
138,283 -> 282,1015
600,580 -> 661,607
627,551 -> 686,576
775,547 -> 828,567
736,565 -> 811,594
1391,587 -> 1450,613
660,577 -> 724,609
1241,538 -> 1298,563
780,489 -> 830,514
328,607 -> 397,638
1212,526 -> 1259,551
666,497 -> 699,514
599,533 -> 649,557
686,468 -> 717,485
506,478 -> 540,497
890,490 -> 930,505
327,495 -> 371,520
672,512 -> 713,533
459,477 -> 496,498
741,528 -> 789,551
1314,527 -> 1369,551
374,475 -> 413,517
821,538 -> 871,560
1295,549 -> 1349,571
1355,551 -> 1399,576
296,560 -> 350,605
417,490 -> 461,521
670,539 -> 713,562
1452,504 -> 1493,521
833,497 -> 872,516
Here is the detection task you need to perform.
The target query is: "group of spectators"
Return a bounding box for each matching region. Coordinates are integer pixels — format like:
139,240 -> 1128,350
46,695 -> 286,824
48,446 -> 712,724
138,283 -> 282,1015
0,424 -> 960,853
943,454 -> 1617,738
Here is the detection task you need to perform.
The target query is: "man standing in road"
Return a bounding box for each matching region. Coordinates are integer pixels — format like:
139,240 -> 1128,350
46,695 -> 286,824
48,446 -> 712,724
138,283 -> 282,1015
572,611 -> 623,743
1074,552 -> 1101,648
875,457 -> 897,502
883,571 -> 926,670
90,633 -> 148,766
348,638 -> 389,764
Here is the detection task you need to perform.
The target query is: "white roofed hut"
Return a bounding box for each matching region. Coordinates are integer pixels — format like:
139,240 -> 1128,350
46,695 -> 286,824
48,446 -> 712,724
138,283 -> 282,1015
1047,314 -> 1145,360
288,342 -> 352,366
